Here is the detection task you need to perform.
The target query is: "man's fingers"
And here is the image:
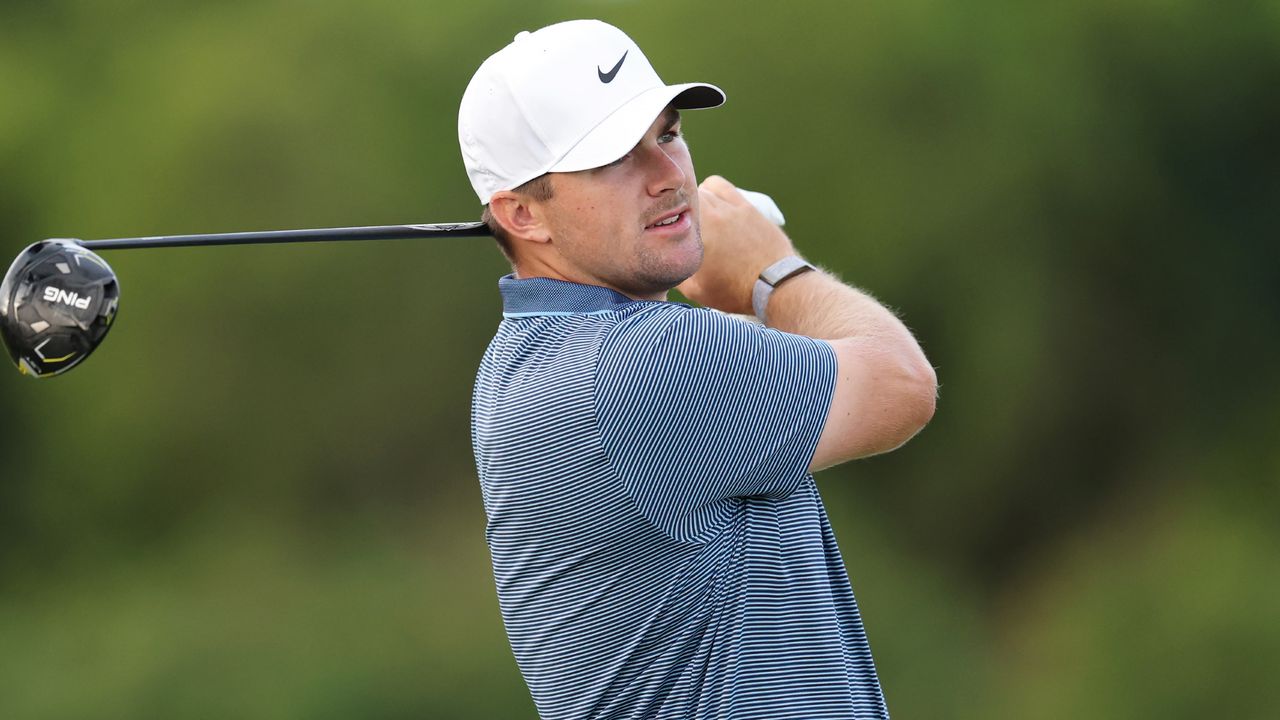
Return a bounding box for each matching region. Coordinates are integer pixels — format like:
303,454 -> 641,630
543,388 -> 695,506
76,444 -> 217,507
697,184 -> 732,220
698,182 -> 721,204
698,187 -> 725,215
699,175 -> 749,206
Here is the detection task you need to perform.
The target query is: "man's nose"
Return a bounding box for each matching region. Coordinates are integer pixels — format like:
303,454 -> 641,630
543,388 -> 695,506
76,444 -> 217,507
639,144 -> 686,196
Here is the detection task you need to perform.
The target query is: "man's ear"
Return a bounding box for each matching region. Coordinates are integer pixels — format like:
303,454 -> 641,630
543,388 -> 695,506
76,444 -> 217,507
488,190 -> 552,244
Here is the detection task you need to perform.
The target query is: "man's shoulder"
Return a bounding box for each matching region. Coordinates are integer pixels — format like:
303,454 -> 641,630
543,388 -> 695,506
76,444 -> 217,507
597,303 -> 836,400
478,301 -> 682,379
603,303 -> 762,352
596,305 -> 814,401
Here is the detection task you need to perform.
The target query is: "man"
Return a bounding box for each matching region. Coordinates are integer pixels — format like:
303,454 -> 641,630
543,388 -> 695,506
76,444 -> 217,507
461,19 -> 936,720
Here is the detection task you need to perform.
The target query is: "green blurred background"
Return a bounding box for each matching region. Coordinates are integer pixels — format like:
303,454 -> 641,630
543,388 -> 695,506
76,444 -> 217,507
2,0 -> 1277,717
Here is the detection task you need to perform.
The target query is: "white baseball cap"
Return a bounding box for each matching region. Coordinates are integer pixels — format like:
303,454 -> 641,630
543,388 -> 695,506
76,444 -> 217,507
458,19 -> 725,205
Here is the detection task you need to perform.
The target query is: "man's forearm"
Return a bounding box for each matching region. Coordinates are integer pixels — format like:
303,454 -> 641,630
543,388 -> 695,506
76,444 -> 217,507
765,268 -> 913,345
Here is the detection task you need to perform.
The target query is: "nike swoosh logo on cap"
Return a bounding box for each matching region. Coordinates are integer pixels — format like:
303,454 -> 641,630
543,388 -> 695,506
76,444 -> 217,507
597,51 -> 628,83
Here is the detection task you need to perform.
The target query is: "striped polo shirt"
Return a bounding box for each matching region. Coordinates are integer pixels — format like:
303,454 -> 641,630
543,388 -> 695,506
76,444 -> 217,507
472,275 -> 888,720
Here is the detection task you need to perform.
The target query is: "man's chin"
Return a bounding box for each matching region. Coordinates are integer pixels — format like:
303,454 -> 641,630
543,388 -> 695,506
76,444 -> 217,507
649,251 -> 703,292
614,232 -> 702,298
615,263 -> 699,300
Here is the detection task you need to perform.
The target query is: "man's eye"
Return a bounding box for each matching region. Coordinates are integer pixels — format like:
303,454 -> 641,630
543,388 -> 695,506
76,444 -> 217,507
659,128 -> 682,143
606,153 -> 630,167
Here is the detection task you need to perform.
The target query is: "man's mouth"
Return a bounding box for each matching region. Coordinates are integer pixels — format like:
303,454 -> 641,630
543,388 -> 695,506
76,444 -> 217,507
645,206 -> 689,230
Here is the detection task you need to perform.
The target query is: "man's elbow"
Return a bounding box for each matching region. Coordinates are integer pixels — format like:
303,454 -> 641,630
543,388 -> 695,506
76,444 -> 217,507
878,358 -> 937,454
907,357 -> 938,431
813,342 -> 938,470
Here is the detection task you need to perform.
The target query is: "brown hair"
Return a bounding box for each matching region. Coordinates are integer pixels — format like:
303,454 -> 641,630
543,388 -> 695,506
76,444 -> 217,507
482,174 -> 555,263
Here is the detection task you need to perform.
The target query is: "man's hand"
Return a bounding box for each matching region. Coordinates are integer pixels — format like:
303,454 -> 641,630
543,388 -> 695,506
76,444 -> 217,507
678,176 -> 797,315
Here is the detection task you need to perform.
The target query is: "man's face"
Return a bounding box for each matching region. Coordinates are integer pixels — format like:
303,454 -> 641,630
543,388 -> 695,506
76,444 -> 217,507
538,107 -> 701,301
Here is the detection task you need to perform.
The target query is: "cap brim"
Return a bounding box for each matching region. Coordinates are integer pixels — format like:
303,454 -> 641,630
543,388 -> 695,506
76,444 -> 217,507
547,82 -> 725,174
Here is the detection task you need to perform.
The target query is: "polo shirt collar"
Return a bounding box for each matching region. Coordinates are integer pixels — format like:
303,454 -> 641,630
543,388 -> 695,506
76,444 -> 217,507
499,275 -> 640,317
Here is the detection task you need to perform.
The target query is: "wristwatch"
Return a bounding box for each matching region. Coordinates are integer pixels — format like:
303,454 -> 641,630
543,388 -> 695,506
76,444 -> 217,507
752,255 -> 816,324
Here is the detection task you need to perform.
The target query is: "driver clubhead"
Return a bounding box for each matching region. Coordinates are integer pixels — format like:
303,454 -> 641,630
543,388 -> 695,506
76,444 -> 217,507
0,239 -> 120,378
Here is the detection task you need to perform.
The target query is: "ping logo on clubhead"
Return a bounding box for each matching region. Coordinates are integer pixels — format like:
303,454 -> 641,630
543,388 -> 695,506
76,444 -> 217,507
42,286 -> 92,310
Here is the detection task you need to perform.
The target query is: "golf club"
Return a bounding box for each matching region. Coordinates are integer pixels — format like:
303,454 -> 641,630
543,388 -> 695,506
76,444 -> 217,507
0,190 -> 784,379
0,222 -> 490,378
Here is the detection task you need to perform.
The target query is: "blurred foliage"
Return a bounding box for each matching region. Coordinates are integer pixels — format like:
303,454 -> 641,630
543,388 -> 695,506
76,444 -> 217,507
1,0 -> 1277,718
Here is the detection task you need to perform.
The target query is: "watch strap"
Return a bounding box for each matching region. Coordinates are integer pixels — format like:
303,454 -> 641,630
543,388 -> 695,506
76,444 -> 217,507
751,255 -> 815,323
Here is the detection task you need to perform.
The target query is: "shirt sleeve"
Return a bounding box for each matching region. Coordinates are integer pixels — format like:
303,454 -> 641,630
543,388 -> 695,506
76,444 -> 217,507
595,305 -> 838,541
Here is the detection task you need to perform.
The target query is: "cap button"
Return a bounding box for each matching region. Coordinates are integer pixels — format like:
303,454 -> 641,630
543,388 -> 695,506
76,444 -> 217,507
513,30 -> 531,42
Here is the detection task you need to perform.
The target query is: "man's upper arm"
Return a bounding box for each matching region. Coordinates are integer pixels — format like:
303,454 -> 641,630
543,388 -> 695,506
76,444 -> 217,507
596,308 -> 836,536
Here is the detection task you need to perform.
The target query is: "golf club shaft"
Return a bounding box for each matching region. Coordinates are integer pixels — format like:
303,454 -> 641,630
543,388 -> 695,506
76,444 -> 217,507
79,221 -> 491,250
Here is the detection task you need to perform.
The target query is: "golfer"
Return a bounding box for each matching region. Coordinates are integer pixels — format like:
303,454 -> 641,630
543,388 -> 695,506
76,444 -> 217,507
462,20 -> 936,720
